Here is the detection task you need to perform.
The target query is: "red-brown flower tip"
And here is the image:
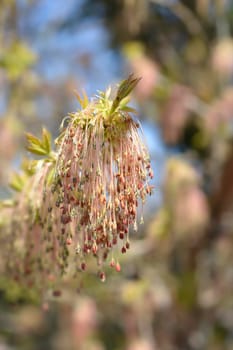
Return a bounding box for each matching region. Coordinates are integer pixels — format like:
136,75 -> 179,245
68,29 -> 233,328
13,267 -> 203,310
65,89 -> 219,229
99,271 -> 106,282
115,262 -> 121,272
42,302 -> 49,312
66,237 -> 72,245
110,258 -> 115,267
81,262 -> 86,271
121,246 -> 127,254
53,290 -> 62,297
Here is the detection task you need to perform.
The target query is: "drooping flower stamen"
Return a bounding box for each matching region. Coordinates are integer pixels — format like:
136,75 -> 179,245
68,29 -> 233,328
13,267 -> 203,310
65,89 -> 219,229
54,75 -> 153,273
0,76 -> 153,290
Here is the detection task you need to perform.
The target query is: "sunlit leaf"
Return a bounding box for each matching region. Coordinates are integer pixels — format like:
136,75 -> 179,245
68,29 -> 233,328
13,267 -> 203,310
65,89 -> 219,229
25,132 -> 41,147
25,129 -> 51,156
121,106 -> 137,113
42,127 -> 51,154
110,74 -> 141,113
21,158 -> 37,176
9,173 -> 25,192
26,145 -> 48,156
74,90 -> 89,108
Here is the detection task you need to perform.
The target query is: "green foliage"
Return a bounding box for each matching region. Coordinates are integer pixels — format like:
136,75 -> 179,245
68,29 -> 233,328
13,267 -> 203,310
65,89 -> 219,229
110,74 -> 141,114
25,128 -> 52,156
0,42 -> 36,79
9,172 -> 26,192
0,277 -> 39,304
74,89 -> 89,109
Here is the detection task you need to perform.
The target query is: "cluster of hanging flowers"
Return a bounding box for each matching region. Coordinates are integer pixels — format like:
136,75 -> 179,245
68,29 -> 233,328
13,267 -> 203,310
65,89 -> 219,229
0,75 -> 153,290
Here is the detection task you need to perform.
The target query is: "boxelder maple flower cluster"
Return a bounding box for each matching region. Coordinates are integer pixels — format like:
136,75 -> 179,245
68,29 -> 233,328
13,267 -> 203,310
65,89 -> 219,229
0,75 -> 153,290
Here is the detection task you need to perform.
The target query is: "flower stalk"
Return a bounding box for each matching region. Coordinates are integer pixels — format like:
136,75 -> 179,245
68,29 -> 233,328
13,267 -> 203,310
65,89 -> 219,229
54,75 -> 153,273
0,75 -> 153,290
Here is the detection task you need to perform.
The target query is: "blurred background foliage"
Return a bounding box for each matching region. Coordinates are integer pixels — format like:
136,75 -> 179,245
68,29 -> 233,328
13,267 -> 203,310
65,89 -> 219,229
0,0 -> 233,349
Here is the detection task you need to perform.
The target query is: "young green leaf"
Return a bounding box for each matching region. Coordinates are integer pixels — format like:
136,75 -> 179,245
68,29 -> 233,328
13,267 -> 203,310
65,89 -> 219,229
9,173 -> 25,192
42,127 -> 51,154
25,132 -> 41,147
110,74 -> 141,114
74,90 -> 89,109
25,129 -> 51,156
26,145 -> 49,156
21,158 -> 37,176
121,106 -> 138,113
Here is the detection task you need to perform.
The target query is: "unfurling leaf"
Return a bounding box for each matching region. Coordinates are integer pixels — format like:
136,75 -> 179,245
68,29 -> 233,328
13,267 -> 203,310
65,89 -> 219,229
42,127 -> 51,154
74,90 -> 89,109
9,172 -> 25,192
25,128 -> 52,156
110,74 -> 141,114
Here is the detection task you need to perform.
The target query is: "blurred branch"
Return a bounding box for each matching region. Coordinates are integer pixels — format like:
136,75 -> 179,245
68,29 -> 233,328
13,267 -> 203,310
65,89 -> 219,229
211,144 -> 233,220
150,0 -> 205,36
